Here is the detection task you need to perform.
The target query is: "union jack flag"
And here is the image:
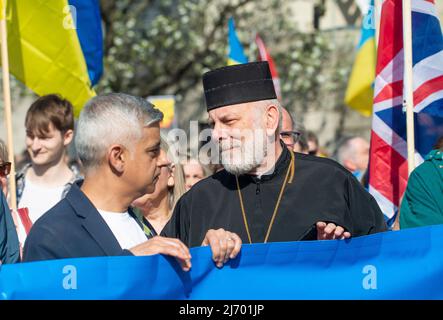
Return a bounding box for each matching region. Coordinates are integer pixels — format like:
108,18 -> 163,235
369,0 -> 443,227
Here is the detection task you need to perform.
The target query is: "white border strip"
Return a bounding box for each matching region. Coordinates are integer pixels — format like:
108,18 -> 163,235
413,51 -> 443,90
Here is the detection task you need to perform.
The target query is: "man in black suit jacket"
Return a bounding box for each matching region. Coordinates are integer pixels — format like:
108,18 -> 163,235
24,182 -> 142,260
24,93 -> 241,270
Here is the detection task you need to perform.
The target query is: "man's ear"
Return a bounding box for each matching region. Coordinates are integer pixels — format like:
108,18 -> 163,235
63,129 -> 74,146
108,145 -> 126,174
265,104 -> 280,136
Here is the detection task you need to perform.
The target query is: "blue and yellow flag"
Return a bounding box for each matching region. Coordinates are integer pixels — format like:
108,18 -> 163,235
344,0 -> 376,117
69,0 -> 103,86
227,17 -> 248,66
2,0 -> 99,116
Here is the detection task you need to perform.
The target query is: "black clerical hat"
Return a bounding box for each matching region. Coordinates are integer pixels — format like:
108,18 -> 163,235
203,61 -> 277,111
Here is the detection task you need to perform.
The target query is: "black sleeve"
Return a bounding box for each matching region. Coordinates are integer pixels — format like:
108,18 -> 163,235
23,225 -> 70,262
346,174 -> 388,236
0,193 -> 20,264
161,195 -> 190,246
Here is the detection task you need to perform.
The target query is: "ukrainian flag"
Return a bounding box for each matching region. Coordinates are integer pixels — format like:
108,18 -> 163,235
227,17 -> 248,66
1,0 -> 102,117
69,0 -> 103,86
344,0 -> 376,117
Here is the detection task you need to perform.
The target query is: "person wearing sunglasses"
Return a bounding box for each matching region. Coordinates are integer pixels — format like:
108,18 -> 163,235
280,107 -> 309,154
0,139 -> 20,264
279,108 -> 299,151
163,62 -> 387,249
0,160 -> 11,197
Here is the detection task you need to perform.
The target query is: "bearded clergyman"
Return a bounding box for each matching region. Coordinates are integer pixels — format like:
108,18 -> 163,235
162,62 -> 387,247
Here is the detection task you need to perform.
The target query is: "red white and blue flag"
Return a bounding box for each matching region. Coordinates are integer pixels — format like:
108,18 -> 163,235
369,0 -> 443,227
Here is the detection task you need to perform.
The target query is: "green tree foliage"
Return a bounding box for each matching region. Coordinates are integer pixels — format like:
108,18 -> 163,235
98,0 -> 355,125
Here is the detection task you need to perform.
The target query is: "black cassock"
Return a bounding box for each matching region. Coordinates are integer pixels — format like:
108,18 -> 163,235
162,145 -> 387,247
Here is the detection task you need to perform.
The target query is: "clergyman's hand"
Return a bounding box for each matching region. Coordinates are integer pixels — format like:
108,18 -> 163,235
316,222 -> 351,240
129,236 -> 192,271
202,228 -> 242,268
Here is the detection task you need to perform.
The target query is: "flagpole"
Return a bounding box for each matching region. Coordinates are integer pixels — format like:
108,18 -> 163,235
0,0 -> 17,210
402,0 -> 415,175
374,0 -> 381,48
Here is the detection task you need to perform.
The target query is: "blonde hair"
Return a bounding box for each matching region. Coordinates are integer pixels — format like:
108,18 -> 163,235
0,139 -> 9,163
161,135 -> 186,213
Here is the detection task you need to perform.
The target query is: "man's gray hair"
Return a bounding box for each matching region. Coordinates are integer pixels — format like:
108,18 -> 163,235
336,136 -> 357,165
278,107 -> 295,132
256,98 -> 282,133
75,93 -> 163,171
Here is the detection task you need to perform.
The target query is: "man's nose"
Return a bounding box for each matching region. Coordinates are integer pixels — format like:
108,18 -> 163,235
157,152 -> 171,167
211,123 -> 228,142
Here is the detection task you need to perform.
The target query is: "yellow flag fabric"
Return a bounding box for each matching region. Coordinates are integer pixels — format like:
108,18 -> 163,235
147,96 -> 176,129
344,1 -> 376,117
2,0 -> 95,116
344,38 -> 376,117
0,0 -> 5,20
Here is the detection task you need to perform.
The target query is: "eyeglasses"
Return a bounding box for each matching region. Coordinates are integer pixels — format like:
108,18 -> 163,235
280,131 -> 301,144
0,162 -> 11,177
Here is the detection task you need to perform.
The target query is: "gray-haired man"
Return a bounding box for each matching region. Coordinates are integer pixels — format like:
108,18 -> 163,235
24,93 -> 241,270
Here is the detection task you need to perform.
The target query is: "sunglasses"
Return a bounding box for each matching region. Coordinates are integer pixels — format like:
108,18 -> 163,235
280,131 -> 301,144
0,162 -> 11,177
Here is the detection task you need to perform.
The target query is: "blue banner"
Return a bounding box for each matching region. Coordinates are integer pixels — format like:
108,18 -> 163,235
1,224 -> 443,299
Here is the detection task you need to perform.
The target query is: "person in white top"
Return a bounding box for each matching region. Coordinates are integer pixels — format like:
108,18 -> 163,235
97,209 -> 148,250
16,94 -> 80,245
24,93 -> 241,271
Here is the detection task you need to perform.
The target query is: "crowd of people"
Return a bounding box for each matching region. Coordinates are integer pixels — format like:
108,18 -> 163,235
0,61 -> 441,268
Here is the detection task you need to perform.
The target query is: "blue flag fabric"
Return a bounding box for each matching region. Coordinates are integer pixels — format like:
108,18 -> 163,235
228,17 -> 248,65
1,224 -> 443,299
68,0 -> 103,85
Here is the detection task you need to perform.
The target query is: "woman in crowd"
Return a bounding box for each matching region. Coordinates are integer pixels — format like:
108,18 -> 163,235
131,136 -> 186,235
183,157 -> 208,191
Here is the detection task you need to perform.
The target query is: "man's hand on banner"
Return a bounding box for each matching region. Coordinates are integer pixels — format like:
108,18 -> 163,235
316,222 -> 351,240
202,228 -> 242,268
129,236 -> 192,271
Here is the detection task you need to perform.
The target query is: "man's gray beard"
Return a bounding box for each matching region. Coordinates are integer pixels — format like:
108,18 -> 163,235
220,138 -> 268,175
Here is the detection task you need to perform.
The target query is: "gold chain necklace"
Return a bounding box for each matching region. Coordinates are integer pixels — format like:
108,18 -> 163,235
235,150 -> 295,244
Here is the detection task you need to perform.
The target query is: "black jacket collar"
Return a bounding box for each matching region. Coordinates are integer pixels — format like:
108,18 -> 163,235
65,182 -> 142,255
